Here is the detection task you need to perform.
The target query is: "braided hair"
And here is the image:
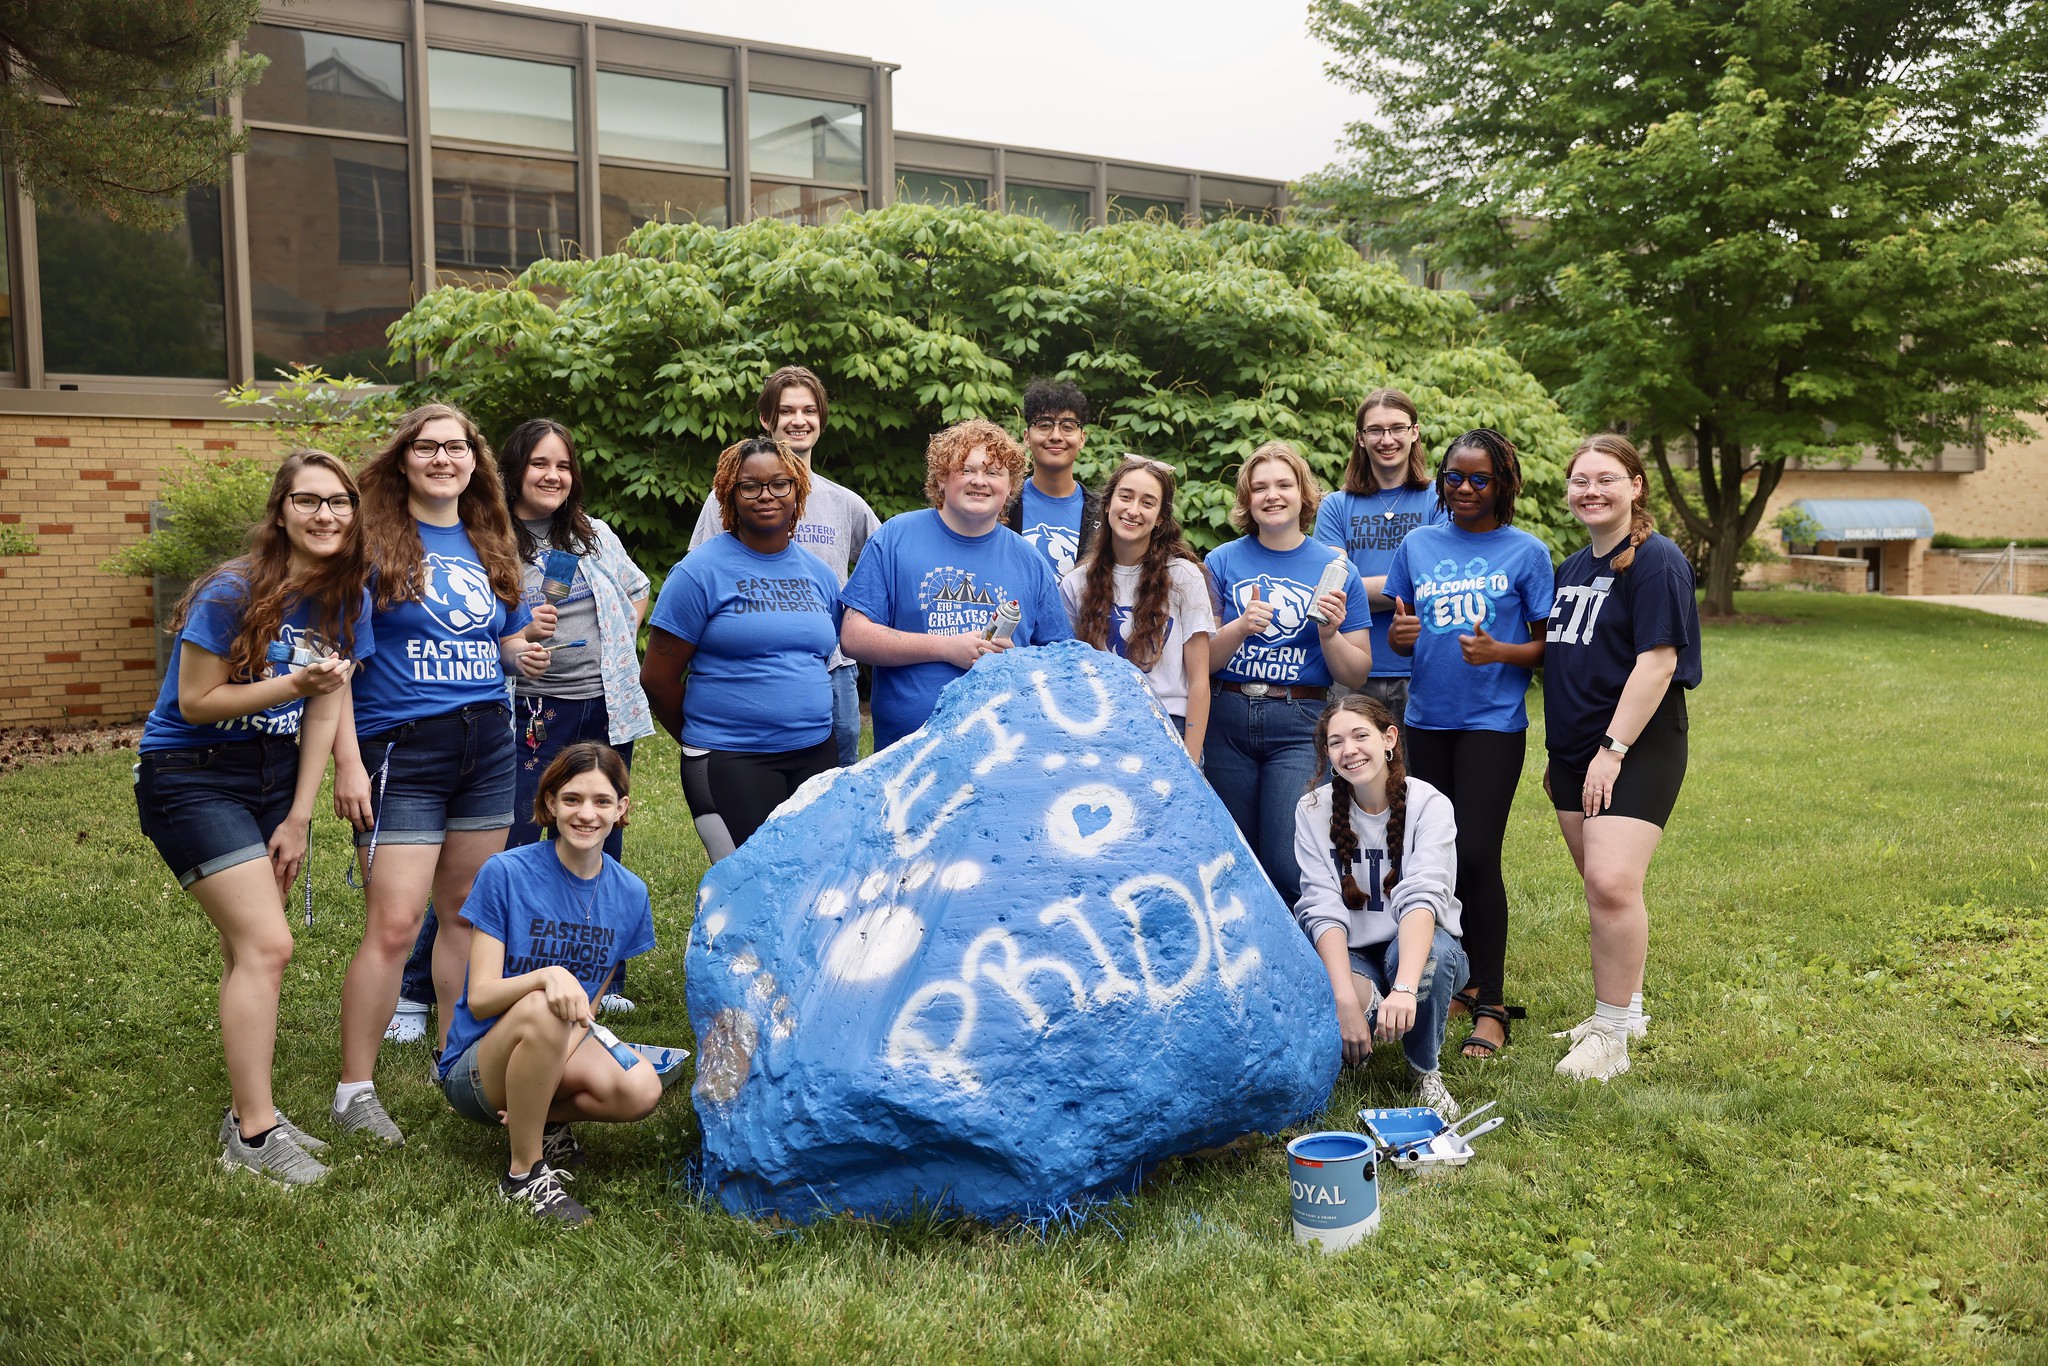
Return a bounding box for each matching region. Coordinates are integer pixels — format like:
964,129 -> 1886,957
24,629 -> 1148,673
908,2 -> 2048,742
1311,693 -> 1409,910
1436,427 -> 1523,526
1568,433 -> 1656,572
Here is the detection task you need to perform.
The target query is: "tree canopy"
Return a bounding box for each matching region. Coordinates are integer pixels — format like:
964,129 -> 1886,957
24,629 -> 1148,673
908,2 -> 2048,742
1303,0 -> 2048,613
1,0 -> 265,231
390,203 -> 1583,575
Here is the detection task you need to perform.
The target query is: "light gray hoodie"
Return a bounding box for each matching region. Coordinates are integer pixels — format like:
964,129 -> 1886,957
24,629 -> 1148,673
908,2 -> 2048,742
1291,775 -> 1462,950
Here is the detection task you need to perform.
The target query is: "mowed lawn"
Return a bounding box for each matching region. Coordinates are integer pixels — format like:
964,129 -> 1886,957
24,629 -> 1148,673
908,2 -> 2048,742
1,591 -> 2043,1364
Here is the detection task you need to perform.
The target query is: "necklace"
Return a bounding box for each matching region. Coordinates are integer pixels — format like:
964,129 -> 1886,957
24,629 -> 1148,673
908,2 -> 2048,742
1370,484 -> 1404,520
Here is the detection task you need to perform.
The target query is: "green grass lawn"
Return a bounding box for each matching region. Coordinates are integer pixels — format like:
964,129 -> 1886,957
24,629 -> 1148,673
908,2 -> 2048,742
2,591 -> 2043,1363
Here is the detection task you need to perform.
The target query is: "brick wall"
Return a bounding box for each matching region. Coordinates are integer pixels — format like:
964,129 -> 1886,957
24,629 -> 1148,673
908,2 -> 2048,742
0,415 -> 251,727
1922,548 -> 2048,595
1759,416 -> 2048,545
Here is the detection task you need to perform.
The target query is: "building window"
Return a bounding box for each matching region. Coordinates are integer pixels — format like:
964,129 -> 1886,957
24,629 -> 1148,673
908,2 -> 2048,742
600,167 -> 729,248
897,172 -> 987,207
428,50 -> 576,152
243,25 -> 407,137
244,131 -> 412,383
36,188 -> 226,379
1006,183 -> 1091,231
748,92 -> 864,186
0,203 -> 12,374
1202,201 -> 1278,224
749,182 -> 864,226
598,72 -> 726,169
1109,195 -> 1184,223
432,150 -> 577,275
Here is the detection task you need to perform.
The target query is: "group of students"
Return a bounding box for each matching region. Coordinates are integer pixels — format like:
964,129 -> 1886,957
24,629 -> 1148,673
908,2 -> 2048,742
133,364 -> 1698,1225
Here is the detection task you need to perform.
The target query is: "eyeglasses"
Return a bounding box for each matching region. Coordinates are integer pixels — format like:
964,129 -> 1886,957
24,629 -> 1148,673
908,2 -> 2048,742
735,477 -> 797,499
956,463 -> 1009,481
1567,473 -> 1632,491
286,492 -> 359,517
409,438 -> 473,458
1360,424 -> 1415,441
1442,470 -> 1494,491
1029,418 -> 1084,436
1120,453 -> 1175,476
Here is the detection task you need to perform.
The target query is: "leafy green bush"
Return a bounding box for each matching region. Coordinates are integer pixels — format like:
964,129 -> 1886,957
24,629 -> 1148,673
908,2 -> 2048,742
390,204 -> 1583,569
0,526 -> 38,557
1931,533 -> 2048,550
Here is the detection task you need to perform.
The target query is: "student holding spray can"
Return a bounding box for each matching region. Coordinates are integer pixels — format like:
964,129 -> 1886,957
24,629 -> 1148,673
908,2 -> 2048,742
436,743 -> 661,1226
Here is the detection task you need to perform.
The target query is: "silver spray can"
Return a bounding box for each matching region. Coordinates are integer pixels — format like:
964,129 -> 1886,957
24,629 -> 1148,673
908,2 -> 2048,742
984,598 -> 1022,641
1306,551 -> 1350,624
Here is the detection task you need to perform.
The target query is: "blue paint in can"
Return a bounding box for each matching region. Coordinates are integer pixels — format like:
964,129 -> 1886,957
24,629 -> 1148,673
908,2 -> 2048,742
1286,1130 -> 1380,1252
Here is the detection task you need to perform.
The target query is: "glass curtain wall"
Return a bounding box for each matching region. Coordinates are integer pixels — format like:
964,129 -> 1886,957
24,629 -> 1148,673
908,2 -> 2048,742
897,172 -> 987,207
37,188 -> 227,379
596,71 -> 729,246
428,49 -> 579,281
748,91 -> 865,224
1006,183 -> 1091,231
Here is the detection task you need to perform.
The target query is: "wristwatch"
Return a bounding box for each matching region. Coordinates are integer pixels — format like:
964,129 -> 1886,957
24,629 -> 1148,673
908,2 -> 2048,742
1389,984 -> 1417,996
1601,734 -> 1631,756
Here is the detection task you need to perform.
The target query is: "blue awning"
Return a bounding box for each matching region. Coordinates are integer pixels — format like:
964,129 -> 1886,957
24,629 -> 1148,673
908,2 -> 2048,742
1788,498 -> 1934,542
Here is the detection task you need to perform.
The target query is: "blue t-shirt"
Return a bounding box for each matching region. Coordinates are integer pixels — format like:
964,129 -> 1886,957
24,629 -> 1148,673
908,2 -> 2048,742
647,535 -> 842,753
1544,532 -> 1703,768
1385,523 -> 1555,733
141,574 -> 376,753
353,521 -> 532,736
1206,535 -> 1371,687
839,509 -> 1073,751
1019,482 -> 1086,577
438,841 -> 657,1079
1314,488 -> 1446,680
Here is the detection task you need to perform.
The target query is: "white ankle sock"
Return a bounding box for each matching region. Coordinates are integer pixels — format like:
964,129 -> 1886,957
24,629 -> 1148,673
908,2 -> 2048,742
334,1081 -> 375,1111
1629,992 -> 1645,1027
1594,1000 -> 1632,1035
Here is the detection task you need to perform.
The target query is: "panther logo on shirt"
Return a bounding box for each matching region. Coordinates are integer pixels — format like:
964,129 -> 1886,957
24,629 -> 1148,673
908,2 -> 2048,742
1234,574 -> 1316,641
420,552 -> 499,635
1023,522 -> 1082,576
1106,604 -> 1176,661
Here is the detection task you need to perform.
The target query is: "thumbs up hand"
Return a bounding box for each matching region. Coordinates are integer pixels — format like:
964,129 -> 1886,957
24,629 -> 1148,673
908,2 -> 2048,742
1388,597 -> 1420,653
1459,623 -> 1502,665
1239,585 -> 1276,635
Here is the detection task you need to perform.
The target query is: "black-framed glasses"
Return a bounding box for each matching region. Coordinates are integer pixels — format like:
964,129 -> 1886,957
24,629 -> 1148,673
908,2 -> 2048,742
1029,418 -> 1084,436
735,477 -> 797,499
1360,423 -> 1415,441
409,438 -> 473,458
286,492 -> 360,516
1442,470 -> 1494,491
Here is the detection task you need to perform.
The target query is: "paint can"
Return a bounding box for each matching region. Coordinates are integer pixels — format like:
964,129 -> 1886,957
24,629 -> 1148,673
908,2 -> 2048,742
1286,1130 -> 1379,1252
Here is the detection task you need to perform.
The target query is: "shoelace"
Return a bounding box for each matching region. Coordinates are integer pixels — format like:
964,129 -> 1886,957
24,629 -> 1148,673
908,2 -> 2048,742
524,1168 -> 573,1212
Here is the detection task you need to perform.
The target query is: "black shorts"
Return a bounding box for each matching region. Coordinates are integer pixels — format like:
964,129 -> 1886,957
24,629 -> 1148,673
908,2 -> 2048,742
1547,690 -> 1689,827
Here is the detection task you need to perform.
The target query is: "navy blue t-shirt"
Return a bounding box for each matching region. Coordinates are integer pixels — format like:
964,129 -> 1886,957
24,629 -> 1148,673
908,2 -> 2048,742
1384,523 -> 1555,732
1544,532 -> 1703,769
647,534 -> 842,753
353,521 -> 531,736
438,841 -> 656,1079
1314,488 -> 1445,680
1019,482 -> 1086,577
141,574 -> 376,753
1206,535 -> 1370,688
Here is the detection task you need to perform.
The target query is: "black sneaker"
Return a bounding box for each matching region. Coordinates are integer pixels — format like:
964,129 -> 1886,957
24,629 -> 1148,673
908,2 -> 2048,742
540,1122 -> 586,1172
499,1162 -> 590,1226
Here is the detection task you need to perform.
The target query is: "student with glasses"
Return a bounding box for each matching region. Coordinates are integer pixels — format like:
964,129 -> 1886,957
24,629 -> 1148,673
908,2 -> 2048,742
136,451 -> 373,1184
644,437 -> 843,859
327,404 -> 547,1146
1006,378 -> 1104,577
1385,429 -> 1554,1060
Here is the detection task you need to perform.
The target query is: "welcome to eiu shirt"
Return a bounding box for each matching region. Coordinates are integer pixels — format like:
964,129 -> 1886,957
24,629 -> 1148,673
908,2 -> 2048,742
1384,522 -> 1554,733
1206,535 -> 1370,688
352,521 -> 532,736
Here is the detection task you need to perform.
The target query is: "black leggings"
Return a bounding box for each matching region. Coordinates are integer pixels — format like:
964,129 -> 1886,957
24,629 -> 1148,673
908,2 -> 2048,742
1405,726 -> 1526,1006
680,738 -> 838,862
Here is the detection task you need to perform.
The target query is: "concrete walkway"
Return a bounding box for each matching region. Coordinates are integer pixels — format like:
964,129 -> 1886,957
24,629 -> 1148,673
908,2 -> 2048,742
1907,594 -> 2048,624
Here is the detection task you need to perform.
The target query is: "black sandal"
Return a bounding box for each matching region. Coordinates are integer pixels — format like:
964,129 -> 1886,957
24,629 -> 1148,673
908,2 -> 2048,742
1451,988 -> 1481,1019
1461,1003 -> 1512,1059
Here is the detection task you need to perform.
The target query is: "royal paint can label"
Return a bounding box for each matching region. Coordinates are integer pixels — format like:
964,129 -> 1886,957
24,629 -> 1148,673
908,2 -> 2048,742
1286,1130 -> 1380,1253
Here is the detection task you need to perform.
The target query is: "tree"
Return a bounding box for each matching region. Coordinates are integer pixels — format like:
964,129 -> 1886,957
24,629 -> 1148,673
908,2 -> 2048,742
1302,0 -> 2048,614
387,203 -> 1585,577
1,0 -> 265,231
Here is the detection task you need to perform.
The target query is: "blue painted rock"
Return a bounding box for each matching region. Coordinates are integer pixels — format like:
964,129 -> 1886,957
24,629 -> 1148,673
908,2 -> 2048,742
687,640 -> 1339,1223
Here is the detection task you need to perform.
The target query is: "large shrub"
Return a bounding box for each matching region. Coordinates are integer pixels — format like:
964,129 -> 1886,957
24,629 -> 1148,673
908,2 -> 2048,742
390,204 -> 1582,570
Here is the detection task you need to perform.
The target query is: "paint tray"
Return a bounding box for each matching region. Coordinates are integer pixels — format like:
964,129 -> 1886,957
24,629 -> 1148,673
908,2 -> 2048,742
626,1042 -> 692,1090
1358,1106 -> 1477,1171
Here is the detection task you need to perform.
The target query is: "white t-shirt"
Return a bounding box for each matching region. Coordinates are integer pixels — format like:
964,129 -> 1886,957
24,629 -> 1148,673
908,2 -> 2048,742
1059,557 -> 1216,718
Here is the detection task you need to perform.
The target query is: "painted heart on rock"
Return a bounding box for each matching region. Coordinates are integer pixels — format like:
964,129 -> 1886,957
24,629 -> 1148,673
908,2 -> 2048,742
686,639 -> 1340,1224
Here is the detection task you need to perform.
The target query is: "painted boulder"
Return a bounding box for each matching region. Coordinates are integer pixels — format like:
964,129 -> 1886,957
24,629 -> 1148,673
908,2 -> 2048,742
687,640 -> 1339,1223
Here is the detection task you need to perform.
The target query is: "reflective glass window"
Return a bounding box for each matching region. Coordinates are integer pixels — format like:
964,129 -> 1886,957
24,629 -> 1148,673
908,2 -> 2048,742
245,131 -> 412,383
428,50 -> 574,152
1202,201 -> 1277,224
37,188 -> 226,378
1005,183 -> 1091,231
243,25 -> 406,136
749,181 -> 864,226
433,150 -> 578,276
597,72 -> 726,169
1109,195 -> 1184,223
897,172 -> 987,207
600,167 -> 729,247
748,92 -> 863,184
0,205 -> 12,374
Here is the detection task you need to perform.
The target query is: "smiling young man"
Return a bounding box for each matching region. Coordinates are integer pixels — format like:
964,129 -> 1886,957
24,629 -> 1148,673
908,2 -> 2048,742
1006,378 -> 1103,578
690,366 -> 880,766
840,418 -> 1073,752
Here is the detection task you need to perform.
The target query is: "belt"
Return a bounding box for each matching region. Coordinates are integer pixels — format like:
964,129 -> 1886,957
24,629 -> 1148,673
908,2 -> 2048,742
1219,680 -> 1325,701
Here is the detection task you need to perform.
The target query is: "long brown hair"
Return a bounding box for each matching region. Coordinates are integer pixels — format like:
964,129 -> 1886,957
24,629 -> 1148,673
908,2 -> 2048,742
357,403 -> 522,610
1568,433 -> 1656,573
500,418 -> 596,561
1342,387 -> 1431,495
1072,458 -> 1201,671
1312,693 -> 1408,909
173,450 -> 367,678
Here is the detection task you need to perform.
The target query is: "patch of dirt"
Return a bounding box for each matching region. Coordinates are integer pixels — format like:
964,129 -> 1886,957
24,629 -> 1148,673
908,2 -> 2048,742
0,723 -> 143,775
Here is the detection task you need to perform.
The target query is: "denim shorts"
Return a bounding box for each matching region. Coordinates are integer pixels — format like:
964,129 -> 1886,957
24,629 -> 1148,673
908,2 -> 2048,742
135,735 -> 299,888
439,1038 -> 499,1126
356,703 -> 516,846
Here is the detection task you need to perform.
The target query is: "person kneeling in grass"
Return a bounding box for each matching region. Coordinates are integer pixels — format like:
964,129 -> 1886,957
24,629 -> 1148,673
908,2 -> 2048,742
436,742 -> 661,1225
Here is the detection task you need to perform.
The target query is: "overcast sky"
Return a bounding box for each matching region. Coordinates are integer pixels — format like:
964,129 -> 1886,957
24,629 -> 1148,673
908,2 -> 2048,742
532,0 -> 1368,184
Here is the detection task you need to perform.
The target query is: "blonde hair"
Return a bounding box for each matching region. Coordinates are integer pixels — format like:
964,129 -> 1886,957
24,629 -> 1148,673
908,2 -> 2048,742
1567,433 -> 1655,572
1228,440 -> 1321,535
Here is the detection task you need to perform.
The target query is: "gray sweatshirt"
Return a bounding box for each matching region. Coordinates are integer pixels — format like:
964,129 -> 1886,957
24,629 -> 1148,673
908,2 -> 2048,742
1291,776 -> 1462,949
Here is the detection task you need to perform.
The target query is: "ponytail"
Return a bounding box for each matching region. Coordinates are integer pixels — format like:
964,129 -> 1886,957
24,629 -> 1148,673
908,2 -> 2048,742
1612,501 -> 1656,574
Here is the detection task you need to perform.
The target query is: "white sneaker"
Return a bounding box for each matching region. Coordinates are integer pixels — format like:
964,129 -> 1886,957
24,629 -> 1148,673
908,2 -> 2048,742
598,993 -> 635,1016
1551,1012 -> 1649,1042
1555,1025 -> 1631,1082
1413,1070 -> 1460,1122
384,999 -> 430,1044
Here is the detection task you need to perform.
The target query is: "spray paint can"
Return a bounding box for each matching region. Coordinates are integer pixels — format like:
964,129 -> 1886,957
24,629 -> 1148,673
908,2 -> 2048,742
1306,550 -> 1350,624
983,598 -> 1021,642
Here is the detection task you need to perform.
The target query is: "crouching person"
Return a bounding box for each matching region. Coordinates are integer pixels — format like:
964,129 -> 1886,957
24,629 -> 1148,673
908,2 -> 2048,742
436,742 -> 661,1225
1293,694 -> 1470,1118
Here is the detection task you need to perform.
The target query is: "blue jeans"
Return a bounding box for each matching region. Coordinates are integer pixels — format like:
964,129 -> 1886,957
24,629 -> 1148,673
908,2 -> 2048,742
831,663 -> 860,767
1348,927 -> 1471,1074
1204,689 -> 1323,906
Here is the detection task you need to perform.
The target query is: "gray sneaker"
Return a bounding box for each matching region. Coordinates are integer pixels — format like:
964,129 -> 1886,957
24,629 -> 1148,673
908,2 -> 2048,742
540,1122 -> 586,1172
220,1107 -> 328,1153
500,1162 -> 591,1226
330,1089 -> 405,1146
221,1123 -> 329,1186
